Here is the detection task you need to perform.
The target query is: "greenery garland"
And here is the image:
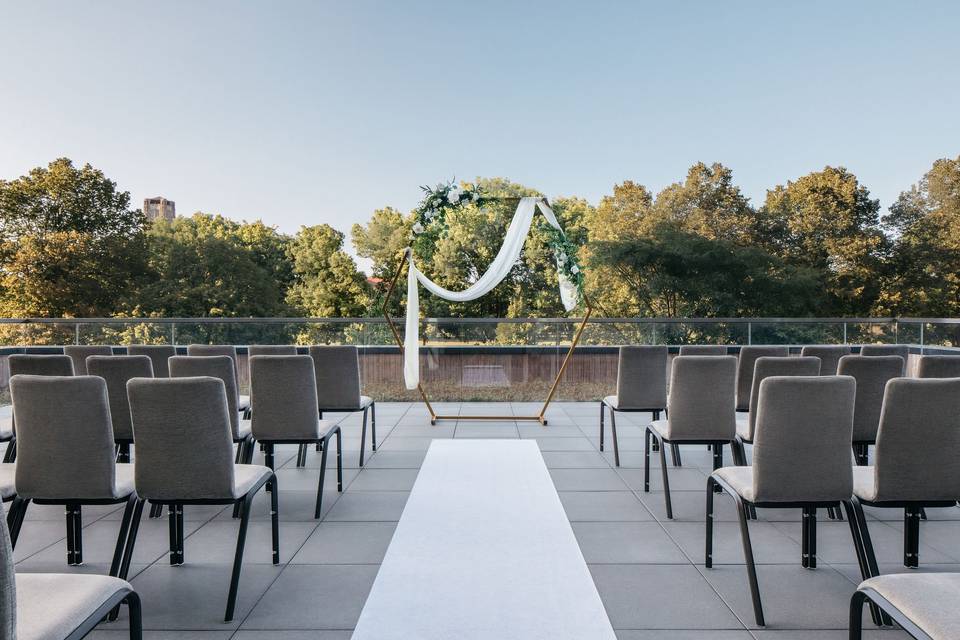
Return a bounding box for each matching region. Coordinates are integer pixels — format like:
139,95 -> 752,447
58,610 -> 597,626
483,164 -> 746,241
410,180 -> 585,304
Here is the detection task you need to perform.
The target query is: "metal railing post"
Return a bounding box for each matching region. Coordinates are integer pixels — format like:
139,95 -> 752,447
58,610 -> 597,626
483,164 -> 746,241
747,322 -> 752,345
843,322 -> 848,345
75,324 -> 80,345
920,322 -> 925,354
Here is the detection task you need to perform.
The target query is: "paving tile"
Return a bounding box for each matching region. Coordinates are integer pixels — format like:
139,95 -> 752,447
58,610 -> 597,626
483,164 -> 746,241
550,468 -> 629,491
362,450 -> 427,469
324,491 -> 410,522
274,467 -> 359,491
234,633 -> 353,640
616,632 -> 753,640
348,468 -> 420,491
620,467 -> 710,492
519,424 -> 584,438
291,522 -> 397,564
664,521 -> 803,565
88,631 -> 235,639
377,436 -> 436,451
240,564 -> 378,629
590,564 -> 743,629
532,436 -> 597,451
541,450 -> 610,468
171,520 -> 316,564
573,522 -> 688,563
454,423 -> 519,437
559,491 -> 654,522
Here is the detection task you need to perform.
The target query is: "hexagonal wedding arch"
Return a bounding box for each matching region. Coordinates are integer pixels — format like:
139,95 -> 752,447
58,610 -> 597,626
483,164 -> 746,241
381,194 -> 592,425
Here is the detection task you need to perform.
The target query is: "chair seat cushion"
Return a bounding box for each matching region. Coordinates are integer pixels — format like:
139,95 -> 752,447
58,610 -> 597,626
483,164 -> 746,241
853,466 -> 878,502
0,463 -> 15,500
713,466 -> 755,502
237,419 -> 252,440
859,573 -> 960,639
113,463 -> 136,499
648,419 -> 672,440
15,573 -> 132,640
232,464 -> 273,498
320,396 -> 373,412
736,415 -> 750,441
604,395 -> 662,412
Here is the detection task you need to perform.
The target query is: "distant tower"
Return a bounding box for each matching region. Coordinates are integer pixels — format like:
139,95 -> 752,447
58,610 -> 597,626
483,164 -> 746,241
143,197 -> 176,222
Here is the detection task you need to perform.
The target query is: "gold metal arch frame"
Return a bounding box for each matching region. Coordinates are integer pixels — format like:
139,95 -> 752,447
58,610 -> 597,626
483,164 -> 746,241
381,198 -> 592,426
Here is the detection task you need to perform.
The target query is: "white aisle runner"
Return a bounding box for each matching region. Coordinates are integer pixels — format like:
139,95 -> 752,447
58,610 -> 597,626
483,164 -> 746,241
351,439 -> 617,640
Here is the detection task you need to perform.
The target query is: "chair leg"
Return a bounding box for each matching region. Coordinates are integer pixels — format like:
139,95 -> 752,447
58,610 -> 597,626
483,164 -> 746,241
245,435 -> 255,464
734,495 -> 765,626
315,436 -> 330,519
149,502 -> 163,518
705,476 -> 716,567
270,473 -> 279,565
110,495 -> 137,577
6,497 -> 26,548
904,505 -> 921,569
371,402 -> 377,452
359,406 -> 369,467
120,499 -> 145,580
671,444 -> 682,467
127,591 -> 143,640
802,507 -> 817,569
598,401 -> 605,452
2,438 -> 15,463
225,493 -> 253,623
711,443 -> 723,493
852,499 -> 880,579
168,504 -> 184,565
609,407 -> 620,467
658,435 -> 673,519
849,590 -> 868,640
643,427 -> 651,492
842,500 -> 886,627
336,428 -> 343,492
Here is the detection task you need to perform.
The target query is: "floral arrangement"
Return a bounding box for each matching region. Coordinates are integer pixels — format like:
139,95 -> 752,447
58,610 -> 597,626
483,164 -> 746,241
409,179 -> 585,303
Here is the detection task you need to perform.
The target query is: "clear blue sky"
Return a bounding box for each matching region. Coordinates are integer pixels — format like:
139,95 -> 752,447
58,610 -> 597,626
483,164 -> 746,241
2,1 -> 958,268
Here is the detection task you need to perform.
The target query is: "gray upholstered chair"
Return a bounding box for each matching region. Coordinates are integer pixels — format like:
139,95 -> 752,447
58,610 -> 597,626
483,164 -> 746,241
86,355 -> 154,463
850,573 -> 960,639
64,345 -> 114,376
644,355 -> 737,519
678,345 -> 729,356
846,378 -> 960,578
735,346 -> 790,412
248,345 -> 298,356
734,356 -> 821,459
126,345 -> 176,378
308,345 -> 376,467
7,375 -> 139,579
1,464 -> 18,542
917,354 -> 960,379
837,355 -> 904,465
250,355 -> 343,518
186,345 -> 248,413
708,375 -> 857,626
859,344 -> 910,375
125,376 -> 278,622
601,346 -> 669,467
800,345 -> 851,376
4,355 -> 76,464
1,501 -> 143,640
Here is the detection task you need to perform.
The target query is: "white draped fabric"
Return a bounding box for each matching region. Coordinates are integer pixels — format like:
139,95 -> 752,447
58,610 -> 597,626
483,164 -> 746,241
404,196 -> 578,389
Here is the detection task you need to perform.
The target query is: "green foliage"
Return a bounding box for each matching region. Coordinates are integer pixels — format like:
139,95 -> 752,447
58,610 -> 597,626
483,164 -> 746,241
286,224 -> 370,318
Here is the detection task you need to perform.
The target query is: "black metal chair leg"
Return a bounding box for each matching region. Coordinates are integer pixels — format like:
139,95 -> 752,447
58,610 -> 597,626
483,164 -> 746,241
658,435 -> 672,519
315,437 -> 329,519
270,473 -> 279,564
371,402 -> 377,452
336,428 -> 343,491
904,506 -> 920,569
127,591 -> 143,640
705,476 -> 716,567
110,495 -> 137,577
296,443 -> 307,468
224,494 -> 253,623
842,500 -> 886,627
609,407 -> 620,467
6,497 -> 25,548
734,496 -> 765,626
598,401 -> 605,452
120,499 -> 145,580
711,443 -> 723,493
66,503 -> 76,566
643,427 -> 651,492
2,439 -> 16,463
849,590 -> 868,639
671,444 -> 682,467
359,406 -> 369,467
74,505 -> 83,565
852,499 -> 881,579
149,502 -> 163,518
802,507 -> 817,569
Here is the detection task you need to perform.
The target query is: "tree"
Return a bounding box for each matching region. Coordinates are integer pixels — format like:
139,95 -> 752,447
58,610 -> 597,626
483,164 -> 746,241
137,214 -> 293,318
0,158 -> 148,317
762,166 -> 886,314
287,224 -> 370,317
877,156 -> 960,317
351,207 -> 411,282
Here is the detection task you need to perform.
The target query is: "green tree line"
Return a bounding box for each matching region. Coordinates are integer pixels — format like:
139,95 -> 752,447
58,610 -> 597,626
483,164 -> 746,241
1,157 -> 958,322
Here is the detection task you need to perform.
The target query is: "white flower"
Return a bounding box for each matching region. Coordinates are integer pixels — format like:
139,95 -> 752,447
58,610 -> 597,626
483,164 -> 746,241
557,252 -> 568,264
570,264 -> 580,274
425,210 -> 434,220
472,191 -> 480,202
412,221 -> 424,235
447,186 -> 462,203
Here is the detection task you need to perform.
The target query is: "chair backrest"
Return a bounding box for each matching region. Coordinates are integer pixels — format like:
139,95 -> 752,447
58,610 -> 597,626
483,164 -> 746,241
736,346 -> 790,411
0,502 -> 14,640
169,356 -> 240,438
837,355 -> 904,442
678,345 -> 728,356
126,345 -> 176,378
250,355 -> 321,441
248,345 -> 298,357
615,346 -> 668,410
800,345 -> 852,376
63,345 -> 113,375
308,345 -> 361,409
665,356 -> 737,440
86,355 -> 154,441
744,356 -> 821,440
751,375 -> 855,503
873,378 -> 960,501
127,377 -> 236,500
917,355 -> 960,379
186,345 -> 239,383
10,375 -> 117,500
8,354 -> 74,377
859,345 -> 910,375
